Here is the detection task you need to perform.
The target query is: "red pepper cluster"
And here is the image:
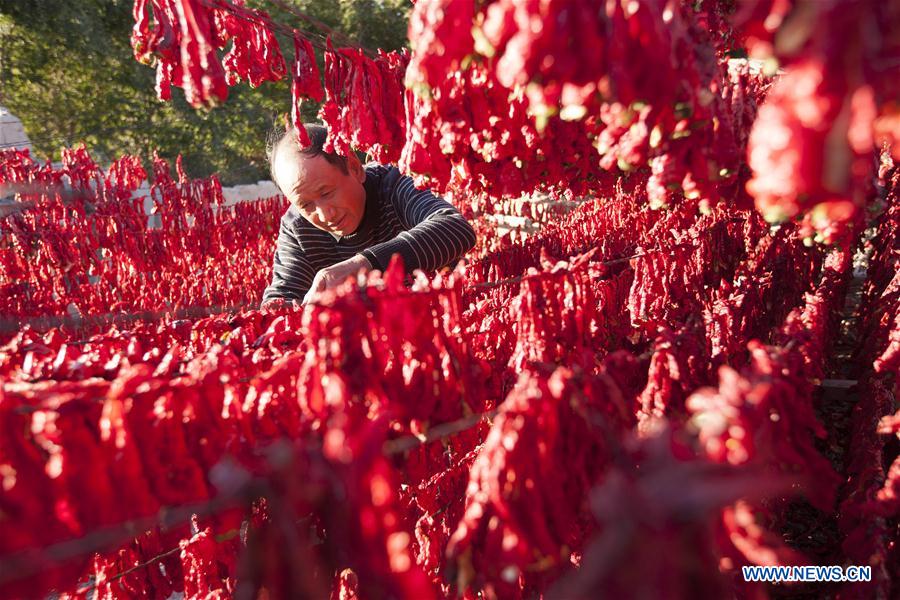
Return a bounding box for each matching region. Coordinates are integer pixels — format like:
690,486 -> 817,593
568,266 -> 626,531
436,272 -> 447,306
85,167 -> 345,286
129,1 -> 899,243
682,243 -> 852,536
746,61 -> 869,245
290,33 -> 324,147
856,161 -> 900,378
6,1 -> 900,593
737,0 -> 900,244
131,0 -> 298,108
687,338 -> 842,511
446,365 -> 631,597
0,268 -> 453,597
216,0 -> 286,88
131,0 -> 227,108
318,43 -> 409,163
549,428 -> 798,599
5,139 -> 900,596
0,147 -> 285,326
393,0 -> 769,210
404,0 -> 474,93
837,159 -> 900,595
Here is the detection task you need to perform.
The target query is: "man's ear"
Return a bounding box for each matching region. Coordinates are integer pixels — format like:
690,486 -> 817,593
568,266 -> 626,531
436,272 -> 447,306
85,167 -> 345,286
346,153 -> 365,183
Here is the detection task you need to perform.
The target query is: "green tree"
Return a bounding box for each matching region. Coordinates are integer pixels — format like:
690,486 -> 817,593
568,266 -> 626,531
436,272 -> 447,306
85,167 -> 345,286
0,0 -> 410,185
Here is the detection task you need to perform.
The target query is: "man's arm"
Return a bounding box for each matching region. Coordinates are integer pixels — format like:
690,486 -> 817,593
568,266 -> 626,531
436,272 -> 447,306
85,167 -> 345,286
261,216 -> 315,306
359,171 -> 477,272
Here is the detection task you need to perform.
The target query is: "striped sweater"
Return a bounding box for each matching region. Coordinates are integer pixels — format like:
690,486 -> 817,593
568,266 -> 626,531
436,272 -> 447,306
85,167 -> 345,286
262,163 -> 477,304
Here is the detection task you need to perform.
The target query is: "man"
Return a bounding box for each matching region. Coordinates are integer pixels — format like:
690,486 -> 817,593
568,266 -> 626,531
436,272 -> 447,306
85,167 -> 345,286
261,123 -> 477,306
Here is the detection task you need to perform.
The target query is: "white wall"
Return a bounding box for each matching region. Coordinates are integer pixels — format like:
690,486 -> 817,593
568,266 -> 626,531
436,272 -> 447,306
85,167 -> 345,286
0,106 -> 32,153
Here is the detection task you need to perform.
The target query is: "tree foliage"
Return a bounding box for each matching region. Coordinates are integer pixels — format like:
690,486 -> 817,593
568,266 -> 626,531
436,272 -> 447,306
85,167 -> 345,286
0,0 -> 410,185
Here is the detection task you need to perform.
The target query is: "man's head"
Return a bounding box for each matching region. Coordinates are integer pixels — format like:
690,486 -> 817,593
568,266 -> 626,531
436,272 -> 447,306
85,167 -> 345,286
267,123 -> 366,236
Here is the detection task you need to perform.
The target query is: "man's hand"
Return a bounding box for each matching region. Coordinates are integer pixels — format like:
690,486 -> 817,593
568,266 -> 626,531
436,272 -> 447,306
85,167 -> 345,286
302,254 -> 373,305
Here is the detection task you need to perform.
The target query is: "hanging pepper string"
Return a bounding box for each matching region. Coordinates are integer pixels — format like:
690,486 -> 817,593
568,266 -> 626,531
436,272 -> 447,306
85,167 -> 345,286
1,404 -> 499,590
0,241 -> 699,336
264,0 -> 366,53
0,485 -> 256,588
198,0 -> 376,58
74,528 -> 243,596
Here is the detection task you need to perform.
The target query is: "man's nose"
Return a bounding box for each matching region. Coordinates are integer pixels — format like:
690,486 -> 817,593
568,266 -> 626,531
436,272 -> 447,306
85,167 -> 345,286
320,205 -> 338,223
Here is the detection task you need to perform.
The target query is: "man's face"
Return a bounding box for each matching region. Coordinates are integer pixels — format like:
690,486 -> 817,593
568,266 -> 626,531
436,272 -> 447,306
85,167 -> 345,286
273,150 -> 366,236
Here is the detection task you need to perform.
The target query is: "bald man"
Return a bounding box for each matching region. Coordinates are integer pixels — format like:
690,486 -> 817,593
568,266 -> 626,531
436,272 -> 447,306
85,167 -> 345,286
261,123 -> 477,306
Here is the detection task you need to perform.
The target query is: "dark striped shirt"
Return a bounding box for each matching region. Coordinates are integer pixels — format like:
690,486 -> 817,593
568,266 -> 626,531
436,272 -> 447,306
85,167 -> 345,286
262,164 -> 477,304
